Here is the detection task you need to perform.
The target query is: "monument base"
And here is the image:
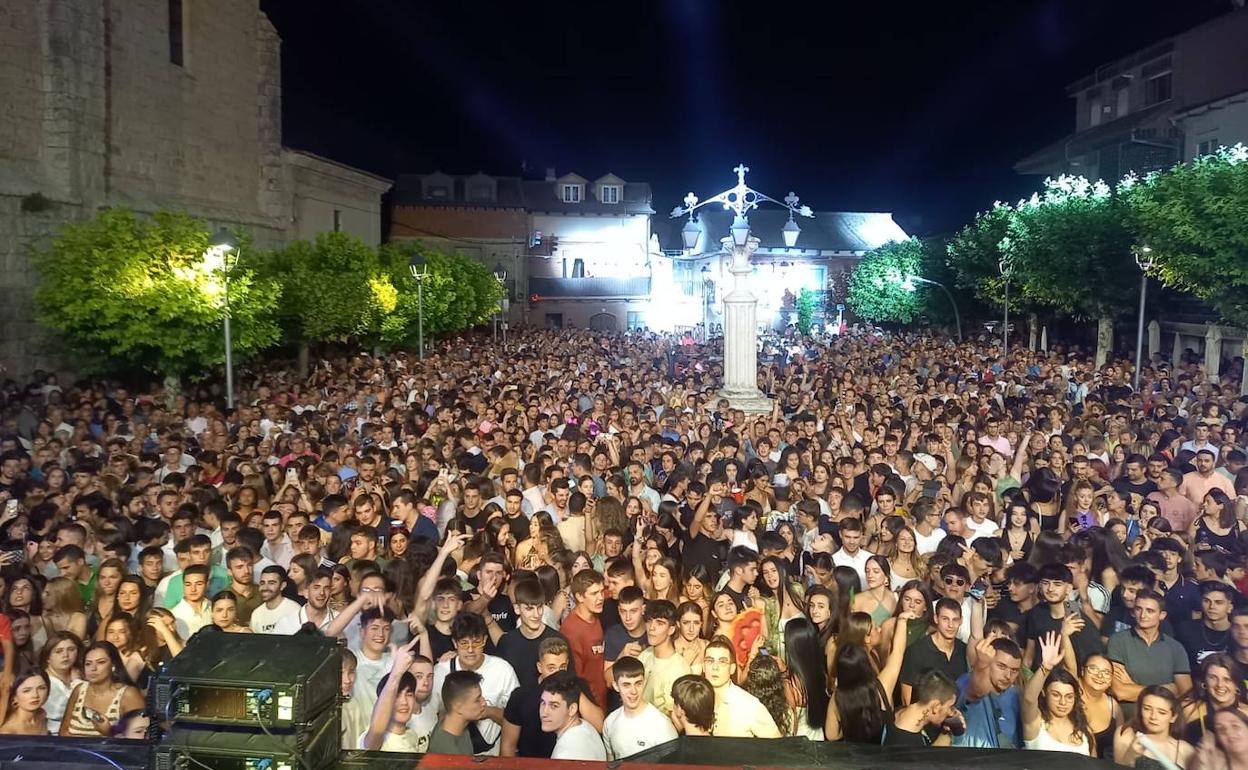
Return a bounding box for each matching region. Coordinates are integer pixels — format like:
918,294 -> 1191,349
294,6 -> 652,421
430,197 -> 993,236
715,387 -> 774,415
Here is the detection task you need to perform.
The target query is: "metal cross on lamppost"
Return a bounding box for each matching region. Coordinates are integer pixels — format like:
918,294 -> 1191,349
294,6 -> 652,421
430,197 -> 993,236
671,164 -> 814,413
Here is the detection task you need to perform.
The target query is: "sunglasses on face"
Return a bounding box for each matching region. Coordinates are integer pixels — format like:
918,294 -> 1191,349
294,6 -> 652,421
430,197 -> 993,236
943,576 -> 967,587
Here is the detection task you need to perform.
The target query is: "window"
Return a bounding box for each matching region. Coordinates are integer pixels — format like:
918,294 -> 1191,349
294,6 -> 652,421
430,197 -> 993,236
561,184 -> 582,203
168,0 -> 185,66
332,209 -> 342,232
627,312 -> 644,330
600,185 -> 621,204
1144,72 -> 1172,106
1197,139 -> 1220,157
1116,87 -> 1129,119
1089,99 -> 1103,127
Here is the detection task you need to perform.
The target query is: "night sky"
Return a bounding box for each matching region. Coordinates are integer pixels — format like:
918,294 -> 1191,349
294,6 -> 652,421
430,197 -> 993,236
261,0 -> 1232,236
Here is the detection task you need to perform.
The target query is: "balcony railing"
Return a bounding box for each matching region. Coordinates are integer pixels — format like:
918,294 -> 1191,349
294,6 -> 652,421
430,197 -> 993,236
528,276 -> 651,298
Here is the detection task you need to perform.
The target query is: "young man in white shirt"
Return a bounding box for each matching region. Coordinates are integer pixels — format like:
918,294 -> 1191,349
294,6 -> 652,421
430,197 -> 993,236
298,569 -> 339,632
635,600 -> 689,717
428,612 -> 519,756
248,565 -> 301,634
359,635 -> 436,752
541,670 -> 607,760
831,517 -> 872,588
703,636 -> 781,738
170,564 -> 212,639
963,491 -> 1001,542
603,656 -> 678,759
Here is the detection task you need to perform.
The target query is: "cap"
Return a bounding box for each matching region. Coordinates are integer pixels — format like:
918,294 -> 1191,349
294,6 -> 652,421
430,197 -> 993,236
913,453 -> 938,473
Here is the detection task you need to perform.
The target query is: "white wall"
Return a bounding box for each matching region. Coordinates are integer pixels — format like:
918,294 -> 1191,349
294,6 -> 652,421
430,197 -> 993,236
529,213 -> 650,278
1182,96 -> 1248,160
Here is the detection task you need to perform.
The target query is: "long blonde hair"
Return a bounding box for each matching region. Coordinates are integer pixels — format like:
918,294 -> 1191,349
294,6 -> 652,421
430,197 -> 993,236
43,577 -> 83,615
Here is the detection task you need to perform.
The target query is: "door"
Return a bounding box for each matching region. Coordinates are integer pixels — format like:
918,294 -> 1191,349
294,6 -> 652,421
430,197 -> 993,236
545,313 -> 563,329
589,312 -> 616,331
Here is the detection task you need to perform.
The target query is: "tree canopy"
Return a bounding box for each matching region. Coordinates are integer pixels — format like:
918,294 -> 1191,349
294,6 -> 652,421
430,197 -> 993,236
32,208 -> 281,377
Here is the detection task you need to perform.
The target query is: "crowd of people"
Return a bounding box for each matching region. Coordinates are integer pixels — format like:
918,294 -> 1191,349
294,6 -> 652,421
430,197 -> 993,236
1,326 -> 1248,768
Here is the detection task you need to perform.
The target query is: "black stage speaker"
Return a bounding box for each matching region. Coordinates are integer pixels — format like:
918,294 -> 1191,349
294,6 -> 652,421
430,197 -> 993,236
153,704 -> 339,770
0,735 -> 148,770
152,631 -> 342,728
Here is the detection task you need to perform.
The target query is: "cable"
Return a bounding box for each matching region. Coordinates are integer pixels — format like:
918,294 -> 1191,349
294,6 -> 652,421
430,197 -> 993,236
0,744 -> 126,770
177,751 -> 218,770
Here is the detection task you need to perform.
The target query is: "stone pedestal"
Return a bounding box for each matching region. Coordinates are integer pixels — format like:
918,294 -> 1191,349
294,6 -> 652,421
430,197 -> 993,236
1147,320 -> 1161,361
1028,315 -> 1038,351
1172,331 -> 1183,368
717,236 -> 772,414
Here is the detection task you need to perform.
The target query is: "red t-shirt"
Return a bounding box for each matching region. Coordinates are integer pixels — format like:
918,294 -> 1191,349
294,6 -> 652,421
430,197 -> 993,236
560,611 -> 606,708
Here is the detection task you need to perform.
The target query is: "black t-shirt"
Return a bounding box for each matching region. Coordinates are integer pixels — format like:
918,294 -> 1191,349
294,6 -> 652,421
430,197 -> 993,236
600,597 -> 621,631
496,626 -> 565,690
503,682 -> 555,758
488,593 -> 516,632
1022,604 -> 1104,668
1175,620 -> 1230,672
882,722 -> 935,747
428,625 -> 454,661
722,584 -> 749,614
987,598 -> 1028,646
682,532 -> 727,582
899,634 -> 969,687
1112,477 -> 1158,498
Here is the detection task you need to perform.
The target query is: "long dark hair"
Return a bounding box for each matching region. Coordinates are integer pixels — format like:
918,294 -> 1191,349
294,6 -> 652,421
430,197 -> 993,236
783,618 -> 829,731
832,643 -> 888,744
1037,667 -> 1090,742
805,585 -> 836,650
1205,489 -> 1236,530
757,556 -> 804,610
831,566 -> 860,636
83,641 -> 136,688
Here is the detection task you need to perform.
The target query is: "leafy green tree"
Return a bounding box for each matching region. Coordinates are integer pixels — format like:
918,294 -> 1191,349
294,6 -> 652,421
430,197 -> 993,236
946,203 -> 1013,308
846,238 -> 925,323
1002,176 -> 1137,321
257,232 -> 394,348
32,208 -> 280,380
376,240 -> 505,346
1122,144 -> 1248,326
796,289 -> 816,334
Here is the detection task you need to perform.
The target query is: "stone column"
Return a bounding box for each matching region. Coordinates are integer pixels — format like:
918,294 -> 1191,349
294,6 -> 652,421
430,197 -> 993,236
1172,331 -> 1183,368
1147,321 -> 1161,361
1028,314 -> 1038,351
718,236 -> 772,413
1040,326 -> 1048,352
1205,324 -> 1222,384
1095,317 -> 1113,369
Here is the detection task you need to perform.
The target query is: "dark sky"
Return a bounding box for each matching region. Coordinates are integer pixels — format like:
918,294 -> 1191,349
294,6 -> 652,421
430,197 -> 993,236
261,0 -> 1232,236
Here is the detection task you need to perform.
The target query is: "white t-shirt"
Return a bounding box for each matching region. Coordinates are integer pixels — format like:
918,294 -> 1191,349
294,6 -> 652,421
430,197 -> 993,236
357,706 -> 438,753
350,648 -> 393,714
831,547 -> 872,588
603,704 -> 678,760
965,516 -> 1001,543
249,598 -> 302,634
552,719 -> 607,761
712,683 -> 781,738
914,527 -> 947,555
428,655 -> 519,755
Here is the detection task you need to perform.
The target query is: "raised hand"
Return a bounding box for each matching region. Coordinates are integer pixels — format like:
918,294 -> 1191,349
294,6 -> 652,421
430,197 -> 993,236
1061,612 -> 1085,637
1039,631 -> 1062,671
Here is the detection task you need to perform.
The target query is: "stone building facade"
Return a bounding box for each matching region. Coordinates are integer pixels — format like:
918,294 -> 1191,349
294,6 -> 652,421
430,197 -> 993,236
0,1 -> 389,379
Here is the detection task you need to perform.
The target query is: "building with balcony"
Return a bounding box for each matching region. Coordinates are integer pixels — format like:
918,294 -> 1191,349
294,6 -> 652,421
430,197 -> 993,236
660,209 -> 909,332
1016,8 -> 1248,180
389,169 -> 656,330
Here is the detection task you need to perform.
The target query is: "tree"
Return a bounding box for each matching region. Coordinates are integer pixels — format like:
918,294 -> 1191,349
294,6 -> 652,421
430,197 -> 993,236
255,232 -> 399,371
846,239 -> 926,323
376,240 -> 505,346
946,203 -> 1013,308
796,289 -> 816,334
32,208 -> 280,381
1123,143 -> 1248,326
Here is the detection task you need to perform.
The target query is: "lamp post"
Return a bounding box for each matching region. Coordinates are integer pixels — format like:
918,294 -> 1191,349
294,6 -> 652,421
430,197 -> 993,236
999,255 -> 1013,352
1134,245 -> 1154,391
895,274 -> 963,342
409,254 -> 427,360
671,164 -> 813,412
493,262 -> 507,345
207,229 -> 238,410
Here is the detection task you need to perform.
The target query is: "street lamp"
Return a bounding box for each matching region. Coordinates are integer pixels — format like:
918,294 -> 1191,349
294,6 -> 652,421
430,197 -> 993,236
1134,245 -> 1154,391
493,262 -> 507,345
206,228 -> 238,410
670,164 -> 814,412
408,254 -> 427,360
891,273 -> 963,342
999,255 -> 1014,352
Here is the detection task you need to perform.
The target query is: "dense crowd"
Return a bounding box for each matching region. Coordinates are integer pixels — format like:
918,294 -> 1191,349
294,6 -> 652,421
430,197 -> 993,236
1,326 -> 1248,768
